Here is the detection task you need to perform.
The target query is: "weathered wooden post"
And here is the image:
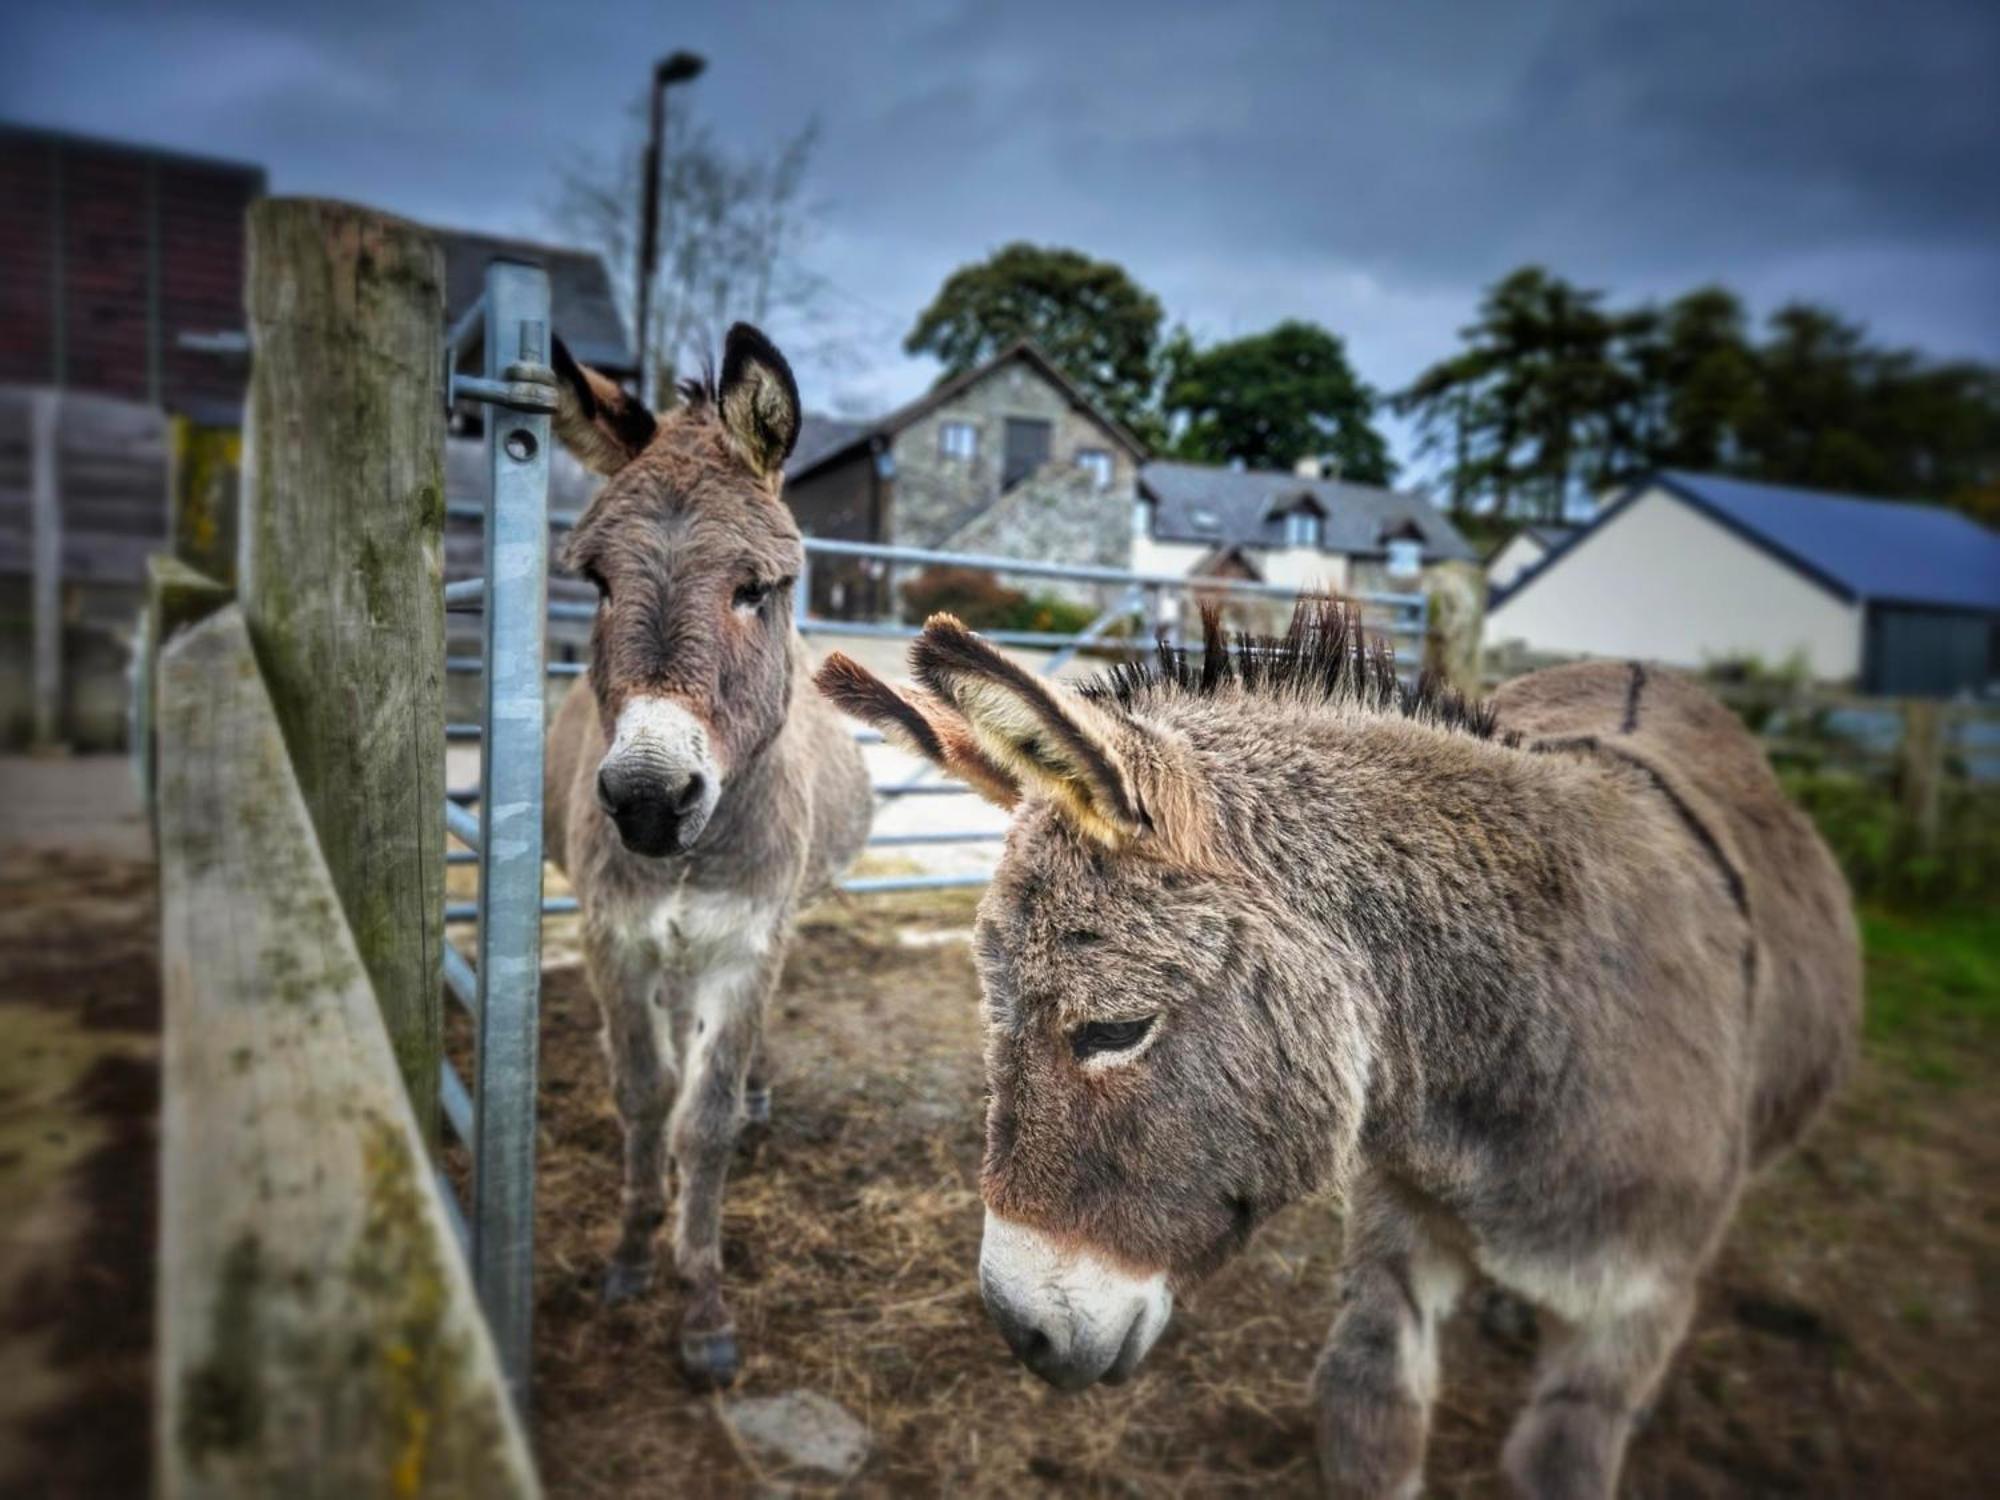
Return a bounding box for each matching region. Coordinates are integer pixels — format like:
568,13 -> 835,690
1422,558 -> 1487,696
30,389 -> 62,750
241,198 -> 447,1135
1899,698 -> 1944,857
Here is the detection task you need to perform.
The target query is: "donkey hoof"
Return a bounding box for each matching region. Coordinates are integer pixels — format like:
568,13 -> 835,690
680,1328 -> 741,1389
601,1261 -> 654,1308
742,1086 -> 772,1126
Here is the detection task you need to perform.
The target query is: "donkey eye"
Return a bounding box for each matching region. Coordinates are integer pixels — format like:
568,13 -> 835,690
582,565 -> 610,600
1071,1016 -> 1155,1061
732,579 -> 772,611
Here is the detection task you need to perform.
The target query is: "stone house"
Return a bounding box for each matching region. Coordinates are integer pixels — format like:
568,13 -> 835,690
782,341 -> 1148,615
1134,458 -> 1476,604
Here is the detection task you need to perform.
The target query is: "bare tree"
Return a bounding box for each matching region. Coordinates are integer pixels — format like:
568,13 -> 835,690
553,102 -> 842,400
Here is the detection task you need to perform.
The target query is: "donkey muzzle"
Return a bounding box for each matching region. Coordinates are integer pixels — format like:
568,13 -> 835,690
598,697 -> 722,857
978,1211 -> 1173,1391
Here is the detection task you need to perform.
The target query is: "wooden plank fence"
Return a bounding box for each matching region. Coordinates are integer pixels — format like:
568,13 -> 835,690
156,605 -> 535,1499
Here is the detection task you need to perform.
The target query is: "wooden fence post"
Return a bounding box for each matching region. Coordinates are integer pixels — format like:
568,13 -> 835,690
1422,558 -> 1487,697
241,198 -> 447,1137
30,389 -> 62,750
1899,698 -> 1944,857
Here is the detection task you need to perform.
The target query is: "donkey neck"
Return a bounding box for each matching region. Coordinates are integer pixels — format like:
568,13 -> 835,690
1202,701 -> 1630,1123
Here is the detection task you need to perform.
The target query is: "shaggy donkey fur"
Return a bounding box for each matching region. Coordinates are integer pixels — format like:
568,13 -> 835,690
544,326 -> 870,1386
816,603 -> 1858,1498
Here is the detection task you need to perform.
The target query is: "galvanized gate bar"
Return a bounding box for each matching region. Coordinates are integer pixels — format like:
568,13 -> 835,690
467,259 -> 553,1405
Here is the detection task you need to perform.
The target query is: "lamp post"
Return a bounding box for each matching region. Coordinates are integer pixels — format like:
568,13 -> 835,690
634,50 -> 707,406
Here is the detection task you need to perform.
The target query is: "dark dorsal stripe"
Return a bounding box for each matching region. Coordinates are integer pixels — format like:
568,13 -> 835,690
1528,735 -> 1750,923
1620,662 -> 1647,735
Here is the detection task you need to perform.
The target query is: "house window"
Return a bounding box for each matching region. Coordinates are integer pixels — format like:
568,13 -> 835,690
1075,448 -> 1114,491
939,422 -> 978,461
1387,537 -> 1423,579
1132,497 -> 1151,539
1284,509 -> 1323,548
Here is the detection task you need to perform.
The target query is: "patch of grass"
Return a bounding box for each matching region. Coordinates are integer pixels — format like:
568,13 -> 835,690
1861,906 -> 2000,1086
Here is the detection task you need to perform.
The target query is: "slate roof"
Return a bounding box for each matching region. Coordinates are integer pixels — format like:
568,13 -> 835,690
1138,461 -> 1476,563
434,227 -> 634,376
1502,472 -> 2000,613
788,414 -> 874,477
784,341 -> 1148,482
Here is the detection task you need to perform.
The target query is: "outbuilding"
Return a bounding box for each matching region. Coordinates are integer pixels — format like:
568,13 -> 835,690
1486,471 -> 2000,697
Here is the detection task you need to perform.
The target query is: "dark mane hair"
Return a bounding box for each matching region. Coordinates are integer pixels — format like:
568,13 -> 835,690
1082,597 -> 1498,739
675,356 -> 719,411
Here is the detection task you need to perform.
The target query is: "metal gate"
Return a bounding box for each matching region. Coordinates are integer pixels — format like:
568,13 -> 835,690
435,259 -> 553,1402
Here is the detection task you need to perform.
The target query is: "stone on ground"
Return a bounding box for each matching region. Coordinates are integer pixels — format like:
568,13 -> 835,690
723,1390 -> 870,1480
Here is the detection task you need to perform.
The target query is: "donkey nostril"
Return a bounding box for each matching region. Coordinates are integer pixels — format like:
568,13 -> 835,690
672,773 -> 706,814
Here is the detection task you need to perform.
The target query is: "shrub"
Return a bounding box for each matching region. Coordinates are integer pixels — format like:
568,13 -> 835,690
898,566 -> 1098,638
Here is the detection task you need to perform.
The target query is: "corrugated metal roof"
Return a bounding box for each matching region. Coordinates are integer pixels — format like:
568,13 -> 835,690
1654,471 -> 2000,611
1139,460 -> 1476,563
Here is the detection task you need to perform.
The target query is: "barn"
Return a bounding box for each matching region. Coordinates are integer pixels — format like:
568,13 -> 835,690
1487,471 -> 2000,697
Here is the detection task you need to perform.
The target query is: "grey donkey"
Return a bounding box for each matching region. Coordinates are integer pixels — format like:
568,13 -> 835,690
816,603 -> 1858,1497
543,325 -> 871,1385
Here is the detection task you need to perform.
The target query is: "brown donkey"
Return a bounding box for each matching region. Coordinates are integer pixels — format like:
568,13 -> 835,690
544,325 -> 870,1385
817,604 -> 1858,1498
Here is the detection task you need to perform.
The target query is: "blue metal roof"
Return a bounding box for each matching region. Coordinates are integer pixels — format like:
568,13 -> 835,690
1650,472 -> 2000,612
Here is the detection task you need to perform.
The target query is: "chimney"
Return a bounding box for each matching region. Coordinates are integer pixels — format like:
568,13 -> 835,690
1293,455 -> 1324,480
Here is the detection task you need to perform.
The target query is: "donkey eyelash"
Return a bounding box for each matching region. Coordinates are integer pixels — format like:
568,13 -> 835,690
732,575 -> 796,612
1071,1016 -> 1155,1061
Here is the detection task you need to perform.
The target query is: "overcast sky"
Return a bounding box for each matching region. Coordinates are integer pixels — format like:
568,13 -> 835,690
6,0 -> 1996,466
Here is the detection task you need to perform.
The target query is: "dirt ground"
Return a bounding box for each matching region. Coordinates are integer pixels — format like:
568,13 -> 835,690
2,831 -> 1994,1495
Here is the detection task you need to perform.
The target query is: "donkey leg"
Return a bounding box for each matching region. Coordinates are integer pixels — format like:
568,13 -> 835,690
666,952 -> 772,1387
741,1029 -> 772,1128
592,943 -> 675,1307
1500,1277 -> 1694,1500
1312,1184 -> 1467,1500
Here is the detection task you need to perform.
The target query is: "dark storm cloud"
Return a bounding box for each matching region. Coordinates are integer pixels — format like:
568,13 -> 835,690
4,0 -> 1994,438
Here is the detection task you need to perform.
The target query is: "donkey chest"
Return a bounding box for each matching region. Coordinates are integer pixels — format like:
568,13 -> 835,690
628,884 -> 781,977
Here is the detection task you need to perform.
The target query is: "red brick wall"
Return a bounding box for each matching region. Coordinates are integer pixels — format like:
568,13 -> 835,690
0,128 -> 264,418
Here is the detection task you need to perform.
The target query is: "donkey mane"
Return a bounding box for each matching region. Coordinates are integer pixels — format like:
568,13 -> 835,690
1083,598 -> 1498,740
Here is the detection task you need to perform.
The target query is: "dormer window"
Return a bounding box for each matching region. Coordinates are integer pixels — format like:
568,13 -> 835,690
1386,537 -> 1423,579
1284,509 -> 1323,548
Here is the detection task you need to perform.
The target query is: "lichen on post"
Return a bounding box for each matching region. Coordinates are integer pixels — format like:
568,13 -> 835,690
240,198 -> 448,1136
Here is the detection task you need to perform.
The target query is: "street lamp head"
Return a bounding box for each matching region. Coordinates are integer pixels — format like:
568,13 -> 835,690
656,51 -> 707,87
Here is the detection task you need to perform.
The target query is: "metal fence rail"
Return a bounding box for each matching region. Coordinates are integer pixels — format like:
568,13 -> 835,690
434,259 -> 553,1407
442,515 -> 1427,903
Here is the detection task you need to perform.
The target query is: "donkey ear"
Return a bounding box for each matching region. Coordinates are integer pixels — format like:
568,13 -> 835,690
911,614 -> 1146,847
551,336 -> 657,475
813,652 -> 1021,811
718,323 -> 801,480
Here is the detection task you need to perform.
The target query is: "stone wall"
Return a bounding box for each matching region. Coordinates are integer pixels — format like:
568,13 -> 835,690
941,466 -> 1134,609
887,354 -> 1137,550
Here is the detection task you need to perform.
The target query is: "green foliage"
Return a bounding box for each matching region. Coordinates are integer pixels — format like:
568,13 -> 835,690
1399,268 -> 2000,521
903,244 -> 1165,438
897,565 -> 1097,637
1160,320 -> 1395,483
1859,907 -> 1999,1087
1778,769 -> 2000,909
